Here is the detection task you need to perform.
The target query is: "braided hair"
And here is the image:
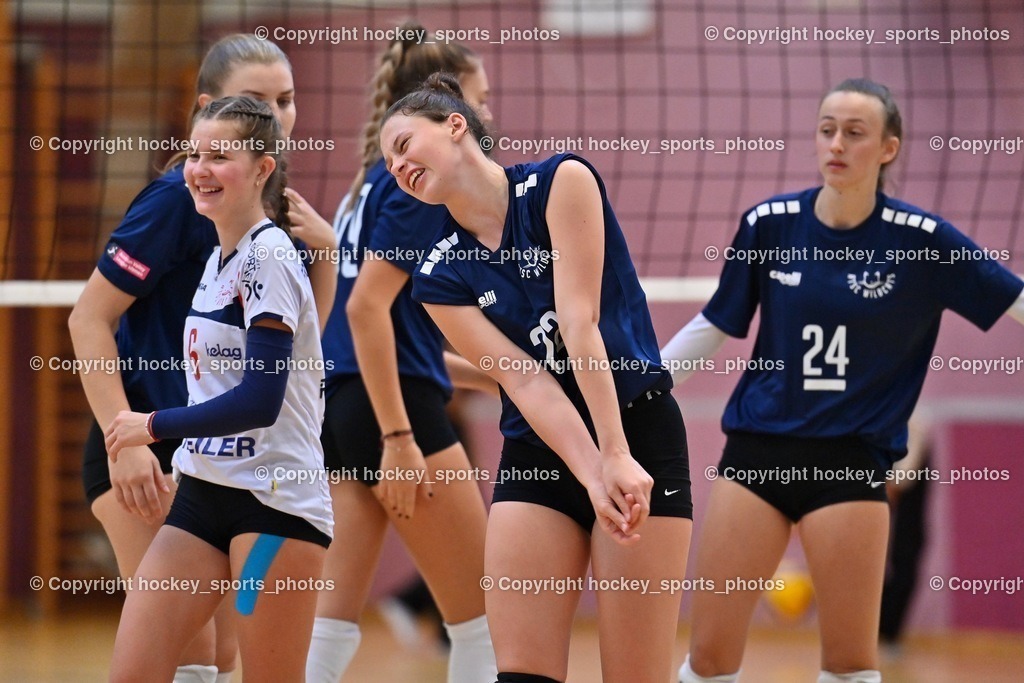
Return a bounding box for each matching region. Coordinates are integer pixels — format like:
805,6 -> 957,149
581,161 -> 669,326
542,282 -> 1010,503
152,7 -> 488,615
345,21 -> 479,211
193,95 -> 291,232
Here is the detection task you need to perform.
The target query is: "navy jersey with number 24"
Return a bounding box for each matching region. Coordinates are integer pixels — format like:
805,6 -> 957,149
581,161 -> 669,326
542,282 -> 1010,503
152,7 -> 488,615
704,187 -> 1023,462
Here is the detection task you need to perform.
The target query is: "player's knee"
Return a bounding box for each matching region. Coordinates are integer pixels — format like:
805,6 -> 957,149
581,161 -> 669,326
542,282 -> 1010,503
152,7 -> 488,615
818,670 -> 881,683
679,654 -> 739,682
496,674 -> 562,683
686,643 -> 738,679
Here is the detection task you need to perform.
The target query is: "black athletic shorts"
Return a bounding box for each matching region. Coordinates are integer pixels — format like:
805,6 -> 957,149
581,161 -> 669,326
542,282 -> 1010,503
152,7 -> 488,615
321,374 -> 458,485
82,420 -> 181,504
492,390 -> 692,532
164,474 -> 331,554
718,431 -> 890,522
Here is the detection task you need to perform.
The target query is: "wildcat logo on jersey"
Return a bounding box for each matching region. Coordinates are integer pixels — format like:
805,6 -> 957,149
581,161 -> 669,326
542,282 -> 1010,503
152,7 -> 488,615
519,246 -> 552,279
847,271 -> 896,299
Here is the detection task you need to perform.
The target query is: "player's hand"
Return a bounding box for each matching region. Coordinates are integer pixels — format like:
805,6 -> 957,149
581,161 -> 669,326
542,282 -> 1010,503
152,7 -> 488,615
104,410 -> 157,461
587,481 -> 642,546
375,435 -> 433,519
108,445 -> 170,521
285,188 -> 337,251
599,449 -> 653,536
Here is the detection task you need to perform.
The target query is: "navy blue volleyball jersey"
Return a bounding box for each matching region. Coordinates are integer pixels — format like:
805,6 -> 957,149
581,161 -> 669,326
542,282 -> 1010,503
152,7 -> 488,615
321,158 -> 452,397
704,187 -> 1024,461
97,165 -> 218,412
412,153 -> 672,447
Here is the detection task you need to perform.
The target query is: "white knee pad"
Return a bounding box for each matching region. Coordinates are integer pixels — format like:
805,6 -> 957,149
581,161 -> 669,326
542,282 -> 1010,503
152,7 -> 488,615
679,656 -> 739,683
444,615 -> 498,683
305,618 -> 361,683
173,665 -> 218,683
818,671 -> 882,683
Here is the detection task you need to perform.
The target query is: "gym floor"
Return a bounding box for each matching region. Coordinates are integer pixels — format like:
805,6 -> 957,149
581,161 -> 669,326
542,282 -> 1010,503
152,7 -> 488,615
2,603 -> 1022,682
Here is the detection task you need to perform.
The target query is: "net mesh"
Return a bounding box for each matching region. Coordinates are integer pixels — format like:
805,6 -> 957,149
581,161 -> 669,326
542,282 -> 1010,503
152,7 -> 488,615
2,0 -> 1023,300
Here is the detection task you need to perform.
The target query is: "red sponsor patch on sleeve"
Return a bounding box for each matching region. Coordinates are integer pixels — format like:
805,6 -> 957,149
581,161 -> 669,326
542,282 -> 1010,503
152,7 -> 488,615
110,245 -> 151,281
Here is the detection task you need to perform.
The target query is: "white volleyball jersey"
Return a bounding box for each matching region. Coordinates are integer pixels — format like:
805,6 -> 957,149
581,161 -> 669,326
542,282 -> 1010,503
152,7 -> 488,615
173,220 -> 333,539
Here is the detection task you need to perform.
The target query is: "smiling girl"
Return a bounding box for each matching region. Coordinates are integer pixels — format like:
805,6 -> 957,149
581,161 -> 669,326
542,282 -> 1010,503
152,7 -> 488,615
104,96 -> 332,683
380,73 -> 693,683
68,34 -> 338,682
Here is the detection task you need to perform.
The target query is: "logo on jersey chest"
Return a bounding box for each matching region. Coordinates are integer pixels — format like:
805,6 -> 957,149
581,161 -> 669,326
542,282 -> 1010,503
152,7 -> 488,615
847,271 -> 896,299
519,246 -> 552,279
769,270 -> 802,287
214,279 -> 236,307
205,343 -> 242,360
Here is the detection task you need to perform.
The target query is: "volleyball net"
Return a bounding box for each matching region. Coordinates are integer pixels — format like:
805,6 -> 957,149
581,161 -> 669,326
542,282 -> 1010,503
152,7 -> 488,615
1,0 -> 1022,305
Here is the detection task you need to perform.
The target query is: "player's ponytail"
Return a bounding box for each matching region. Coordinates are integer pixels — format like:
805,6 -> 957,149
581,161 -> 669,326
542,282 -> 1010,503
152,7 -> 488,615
345,22 -> 480,211
382,71 -> 488,148
266,155 -> 290,234
827,78 -> 902,192
193,96 -> 291,234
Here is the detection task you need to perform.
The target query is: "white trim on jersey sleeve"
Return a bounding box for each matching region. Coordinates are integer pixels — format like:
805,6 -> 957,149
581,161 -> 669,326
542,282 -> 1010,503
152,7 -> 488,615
661,313 -> 729,384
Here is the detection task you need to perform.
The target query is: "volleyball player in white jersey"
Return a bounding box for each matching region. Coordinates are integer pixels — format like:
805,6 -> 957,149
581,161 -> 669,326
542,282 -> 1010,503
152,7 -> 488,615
69,34 -> 336,682
104,96 -> 332,683
663,79 -> 1024,683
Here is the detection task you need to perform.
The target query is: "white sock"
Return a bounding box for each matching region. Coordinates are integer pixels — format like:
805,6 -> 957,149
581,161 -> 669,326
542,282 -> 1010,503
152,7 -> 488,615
173,665 -> 218,683
679,656 -> 739,683
443,615 -> 497,683
215,673 -> 234,683
305,618 -> 361,683
818,671 -> 882,683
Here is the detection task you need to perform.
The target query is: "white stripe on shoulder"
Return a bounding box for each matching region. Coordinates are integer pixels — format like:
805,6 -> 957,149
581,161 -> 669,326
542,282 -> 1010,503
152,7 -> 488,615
747,199 -> 799,227
419,231 -> 461,275
881,205 -> 937,233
